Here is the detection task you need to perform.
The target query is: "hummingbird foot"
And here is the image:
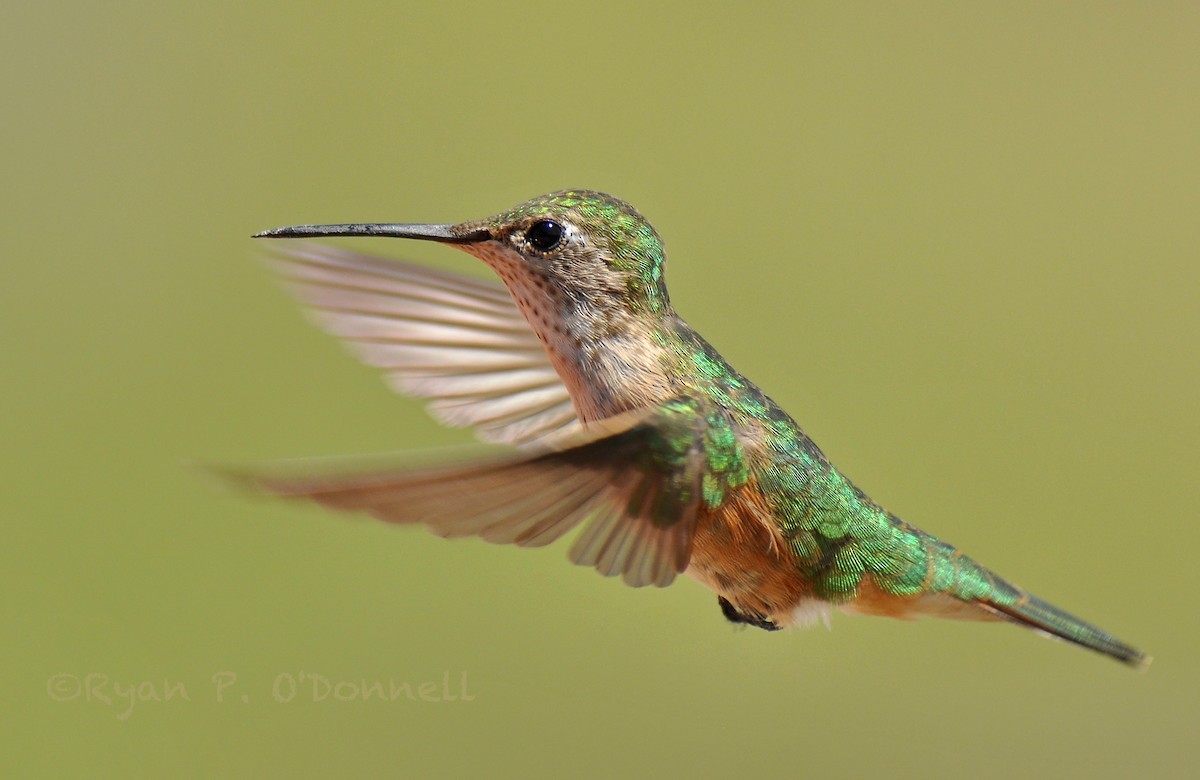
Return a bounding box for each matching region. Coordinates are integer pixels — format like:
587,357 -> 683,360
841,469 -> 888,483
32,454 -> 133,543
718,596 -> 781,632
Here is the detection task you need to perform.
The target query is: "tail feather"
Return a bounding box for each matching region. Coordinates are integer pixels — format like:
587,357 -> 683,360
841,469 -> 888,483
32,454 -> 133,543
978,590 -> 1150,670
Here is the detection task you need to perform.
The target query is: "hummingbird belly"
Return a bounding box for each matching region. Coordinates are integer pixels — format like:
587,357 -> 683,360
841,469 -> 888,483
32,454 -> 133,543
686,482 -> 819,628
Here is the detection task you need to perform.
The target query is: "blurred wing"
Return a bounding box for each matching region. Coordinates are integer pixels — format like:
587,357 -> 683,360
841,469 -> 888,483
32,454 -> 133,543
234,406 -> 707,588
267,242 -> 582,447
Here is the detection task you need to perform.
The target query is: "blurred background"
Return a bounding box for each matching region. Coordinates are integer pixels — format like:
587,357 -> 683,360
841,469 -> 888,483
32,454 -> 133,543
4,2 -> 1197,777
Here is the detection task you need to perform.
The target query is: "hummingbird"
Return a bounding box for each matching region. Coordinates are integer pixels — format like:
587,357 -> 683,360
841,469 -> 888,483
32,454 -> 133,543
245,190 -> 1148,668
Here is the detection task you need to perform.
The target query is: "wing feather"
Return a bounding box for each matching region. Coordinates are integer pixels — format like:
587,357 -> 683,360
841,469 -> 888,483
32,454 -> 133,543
266,243 -> 582,447
235,405 -> 708,588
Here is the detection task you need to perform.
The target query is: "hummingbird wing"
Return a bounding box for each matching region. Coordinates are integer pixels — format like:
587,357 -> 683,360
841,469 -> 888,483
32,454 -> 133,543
230,405 -> 706,588
265,242 -> 582,447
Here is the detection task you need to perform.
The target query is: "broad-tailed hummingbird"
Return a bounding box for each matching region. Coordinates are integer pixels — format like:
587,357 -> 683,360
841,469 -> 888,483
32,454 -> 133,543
244,190 -> 1148,668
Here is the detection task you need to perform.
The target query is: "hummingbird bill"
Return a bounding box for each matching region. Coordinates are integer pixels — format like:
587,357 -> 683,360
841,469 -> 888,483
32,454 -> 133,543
244,190 -> 1148,668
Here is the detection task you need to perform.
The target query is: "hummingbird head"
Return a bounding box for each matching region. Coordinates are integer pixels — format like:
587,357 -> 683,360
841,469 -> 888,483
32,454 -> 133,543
463,190 -> 671,318
255,190 -> 671,320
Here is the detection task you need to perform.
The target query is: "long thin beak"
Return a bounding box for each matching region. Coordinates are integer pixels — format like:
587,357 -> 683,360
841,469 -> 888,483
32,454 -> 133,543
252,222 -> 492,244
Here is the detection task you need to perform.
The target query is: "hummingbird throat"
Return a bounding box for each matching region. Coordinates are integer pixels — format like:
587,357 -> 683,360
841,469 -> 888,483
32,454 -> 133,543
459,241 -> 675,423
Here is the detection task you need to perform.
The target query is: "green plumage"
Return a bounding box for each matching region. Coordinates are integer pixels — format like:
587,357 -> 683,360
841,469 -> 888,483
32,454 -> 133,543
654,313 -> 1146,667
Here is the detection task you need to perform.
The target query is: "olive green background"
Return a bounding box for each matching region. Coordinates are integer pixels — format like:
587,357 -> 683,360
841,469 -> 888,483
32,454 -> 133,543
5,2 -> 1197,778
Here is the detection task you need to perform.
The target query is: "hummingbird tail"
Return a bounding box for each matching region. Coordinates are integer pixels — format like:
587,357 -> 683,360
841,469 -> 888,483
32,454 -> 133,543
978,591 -> 1150,670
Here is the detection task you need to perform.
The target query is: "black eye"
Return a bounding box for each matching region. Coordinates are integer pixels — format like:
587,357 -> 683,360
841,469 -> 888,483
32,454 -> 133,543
526,220 -> 564,252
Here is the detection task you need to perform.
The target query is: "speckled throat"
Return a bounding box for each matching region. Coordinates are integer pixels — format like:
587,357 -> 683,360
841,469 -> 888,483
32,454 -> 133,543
458,240 -> 677,424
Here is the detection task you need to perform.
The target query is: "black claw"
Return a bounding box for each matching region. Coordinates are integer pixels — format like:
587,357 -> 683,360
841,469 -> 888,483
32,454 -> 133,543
717,596 -> 781,631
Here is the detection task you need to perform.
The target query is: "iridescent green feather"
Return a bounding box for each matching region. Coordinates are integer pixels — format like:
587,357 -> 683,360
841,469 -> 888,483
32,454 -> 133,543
651,317 -> 1145,665
655,319 -> 974,596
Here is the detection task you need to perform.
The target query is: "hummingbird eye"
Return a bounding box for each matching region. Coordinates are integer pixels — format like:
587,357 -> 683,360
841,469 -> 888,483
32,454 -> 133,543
525,220 -> 564,253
